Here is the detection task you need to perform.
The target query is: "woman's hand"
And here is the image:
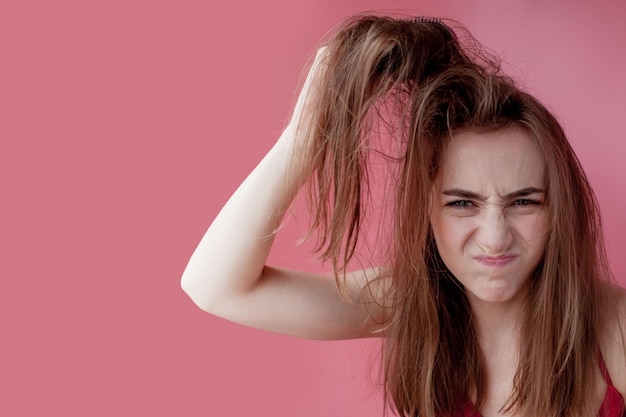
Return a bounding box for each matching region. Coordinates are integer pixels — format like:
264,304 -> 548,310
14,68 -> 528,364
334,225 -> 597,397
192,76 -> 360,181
280,47 -> 329,159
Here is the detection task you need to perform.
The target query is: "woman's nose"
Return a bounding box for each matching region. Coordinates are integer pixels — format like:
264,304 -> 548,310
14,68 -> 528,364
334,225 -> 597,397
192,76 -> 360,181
475,209 -> 513,254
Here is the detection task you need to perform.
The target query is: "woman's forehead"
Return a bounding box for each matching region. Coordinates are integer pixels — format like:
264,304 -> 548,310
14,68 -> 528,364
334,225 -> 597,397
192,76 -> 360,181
436,128 -> 545,191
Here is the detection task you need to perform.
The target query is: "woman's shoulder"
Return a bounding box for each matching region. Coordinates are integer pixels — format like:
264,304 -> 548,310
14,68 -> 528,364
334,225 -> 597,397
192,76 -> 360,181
599,282 -> 626,397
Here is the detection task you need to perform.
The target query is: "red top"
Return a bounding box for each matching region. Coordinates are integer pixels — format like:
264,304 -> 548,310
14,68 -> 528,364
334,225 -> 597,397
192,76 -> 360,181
462,355 -> 624,417
598,353 -> 625,417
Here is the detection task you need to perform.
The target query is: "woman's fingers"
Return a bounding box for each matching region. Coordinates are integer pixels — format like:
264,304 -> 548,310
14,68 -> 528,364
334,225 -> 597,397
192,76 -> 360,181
290,46 -> 329,129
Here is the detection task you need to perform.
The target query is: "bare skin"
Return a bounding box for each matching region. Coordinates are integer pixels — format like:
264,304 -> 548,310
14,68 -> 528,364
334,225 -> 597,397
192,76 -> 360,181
180,48 -> 626,415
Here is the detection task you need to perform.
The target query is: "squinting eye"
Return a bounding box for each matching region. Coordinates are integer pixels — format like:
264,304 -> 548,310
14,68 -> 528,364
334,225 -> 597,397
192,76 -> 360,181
446,200 -> 474,208
513,199 -> 540,206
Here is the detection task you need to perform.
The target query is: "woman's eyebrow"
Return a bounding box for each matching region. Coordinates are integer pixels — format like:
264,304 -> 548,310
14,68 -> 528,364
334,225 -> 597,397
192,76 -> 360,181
442,189 -> 486,200
441,187 -> 545,201
502,187 -> 546,199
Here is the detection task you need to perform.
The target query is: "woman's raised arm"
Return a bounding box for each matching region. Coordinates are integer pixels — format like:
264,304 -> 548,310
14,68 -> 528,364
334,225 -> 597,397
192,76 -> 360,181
180,49 -> 385,340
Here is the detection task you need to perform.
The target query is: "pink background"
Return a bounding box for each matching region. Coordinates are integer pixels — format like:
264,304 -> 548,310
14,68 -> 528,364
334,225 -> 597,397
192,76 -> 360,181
1,1 -> 625,416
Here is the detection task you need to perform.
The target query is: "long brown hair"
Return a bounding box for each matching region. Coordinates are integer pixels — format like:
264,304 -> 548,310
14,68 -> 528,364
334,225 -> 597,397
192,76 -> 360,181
300,14 -> 610,417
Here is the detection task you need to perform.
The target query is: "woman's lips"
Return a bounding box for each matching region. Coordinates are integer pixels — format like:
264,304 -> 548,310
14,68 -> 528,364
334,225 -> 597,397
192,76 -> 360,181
475,255 -> 518,268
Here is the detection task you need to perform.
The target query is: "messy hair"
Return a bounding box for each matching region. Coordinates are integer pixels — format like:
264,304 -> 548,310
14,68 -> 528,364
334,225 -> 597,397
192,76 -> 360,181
301,14 -> 610,417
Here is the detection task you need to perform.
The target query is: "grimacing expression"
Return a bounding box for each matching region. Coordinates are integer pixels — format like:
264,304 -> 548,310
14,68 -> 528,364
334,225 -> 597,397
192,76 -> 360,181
429,127 -> 549,306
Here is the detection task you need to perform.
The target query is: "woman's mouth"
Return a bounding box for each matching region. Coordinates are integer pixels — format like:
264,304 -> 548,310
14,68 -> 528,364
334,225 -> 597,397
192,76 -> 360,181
475,255 -> 518,268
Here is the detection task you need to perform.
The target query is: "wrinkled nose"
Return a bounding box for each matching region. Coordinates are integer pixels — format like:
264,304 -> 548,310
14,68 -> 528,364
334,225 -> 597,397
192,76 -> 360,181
476,209 -> 513,254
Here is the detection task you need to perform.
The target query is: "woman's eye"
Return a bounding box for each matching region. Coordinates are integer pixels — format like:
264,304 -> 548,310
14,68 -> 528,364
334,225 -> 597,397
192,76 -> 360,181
513,199 -> 540,206
446,200 -> 474,208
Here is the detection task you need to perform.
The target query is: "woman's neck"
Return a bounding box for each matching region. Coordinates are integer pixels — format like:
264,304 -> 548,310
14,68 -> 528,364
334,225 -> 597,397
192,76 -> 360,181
467,294 -> 526,415
468,291 -> 526,351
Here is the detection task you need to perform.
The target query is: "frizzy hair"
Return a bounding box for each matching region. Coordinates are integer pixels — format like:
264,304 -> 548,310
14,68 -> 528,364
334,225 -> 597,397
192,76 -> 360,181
298,14 -> 609,417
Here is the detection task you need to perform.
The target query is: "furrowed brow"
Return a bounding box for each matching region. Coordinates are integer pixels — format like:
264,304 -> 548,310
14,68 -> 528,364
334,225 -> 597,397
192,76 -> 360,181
502,187 -> 545,200
442,189 -> 487,201
441,187 -> 545,201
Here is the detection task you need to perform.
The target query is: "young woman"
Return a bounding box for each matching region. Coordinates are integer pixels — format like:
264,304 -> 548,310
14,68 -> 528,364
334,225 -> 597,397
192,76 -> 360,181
181,15 -> 626,417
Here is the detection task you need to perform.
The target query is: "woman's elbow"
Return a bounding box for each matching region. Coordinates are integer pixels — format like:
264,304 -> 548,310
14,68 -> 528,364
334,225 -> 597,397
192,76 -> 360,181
180,273 -> 215,313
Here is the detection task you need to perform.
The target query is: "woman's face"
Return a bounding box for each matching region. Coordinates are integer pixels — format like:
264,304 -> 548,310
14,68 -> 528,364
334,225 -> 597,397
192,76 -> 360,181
429,127 -> 549,306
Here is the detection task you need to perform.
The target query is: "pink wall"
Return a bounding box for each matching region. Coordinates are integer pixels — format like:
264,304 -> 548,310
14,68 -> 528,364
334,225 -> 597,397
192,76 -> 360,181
1,0 -> 624,415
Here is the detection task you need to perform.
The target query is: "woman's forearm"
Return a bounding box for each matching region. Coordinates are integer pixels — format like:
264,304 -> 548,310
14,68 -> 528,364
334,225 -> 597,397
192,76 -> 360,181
180,127 -> 306,313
